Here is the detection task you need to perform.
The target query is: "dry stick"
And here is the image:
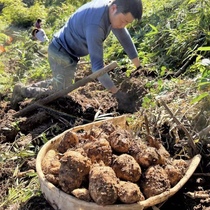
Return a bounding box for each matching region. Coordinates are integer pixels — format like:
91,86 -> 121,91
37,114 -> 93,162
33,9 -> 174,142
173,56 -> 195,77
198,125 -> 210,139
185,191 -> 210,199
14,62 -> 118,118
160,99 -> 198,156
193,173 -> 210,177
144,114 -> 151,135
37,104 -> 92,123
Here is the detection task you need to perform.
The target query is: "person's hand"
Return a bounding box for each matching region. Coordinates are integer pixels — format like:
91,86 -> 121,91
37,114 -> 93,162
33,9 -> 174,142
113,90 -> 128,102
113,90 -> 135,113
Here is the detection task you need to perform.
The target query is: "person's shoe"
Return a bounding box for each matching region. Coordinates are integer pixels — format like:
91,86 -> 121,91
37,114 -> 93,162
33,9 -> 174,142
10,83 -> 26,109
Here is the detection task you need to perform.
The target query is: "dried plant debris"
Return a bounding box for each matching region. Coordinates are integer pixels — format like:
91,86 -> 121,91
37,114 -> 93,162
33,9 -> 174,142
41,121 -> 189,205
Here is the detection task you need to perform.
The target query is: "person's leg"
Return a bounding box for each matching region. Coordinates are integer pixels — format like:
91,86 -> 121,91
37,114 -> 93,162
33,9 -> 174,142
10,83 -> 52,109
23,86 -> 50,98
48,42 -> 78,91
10,83 -> 26,109
11,42 -> 78,109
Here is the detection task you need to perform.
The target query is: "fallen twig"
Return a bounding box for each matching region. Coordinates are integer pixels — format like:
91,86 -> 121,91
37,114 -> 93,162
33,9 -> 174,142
16,169 -> 35,178
37,104 -> 92,124
144,114 -> 150,135
160,99 -> 198,156
185,190 -> 210,199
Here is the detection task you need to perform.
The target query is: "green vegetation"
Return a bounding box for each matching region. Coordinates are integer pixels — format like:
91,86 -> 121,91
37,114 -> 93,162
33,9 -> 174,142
0,0 -> 210,208
0,0 -> 209,101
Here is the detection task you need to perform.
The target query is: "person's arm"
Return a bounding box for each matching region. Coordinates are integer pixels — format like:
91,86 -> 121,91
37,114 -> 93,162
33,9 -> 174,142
86,25 -> 118,93
112,28 -> 140,68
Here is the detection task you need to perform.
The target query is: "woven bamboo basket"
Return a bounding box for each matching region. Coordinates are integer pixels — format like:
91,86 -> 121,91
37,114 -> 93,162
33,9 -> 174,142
36,115 -> 201,210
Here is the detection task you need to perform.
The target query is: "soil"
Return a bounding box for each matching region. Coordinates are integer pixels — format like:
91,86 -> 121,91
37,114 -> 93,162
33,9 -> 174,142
0,65 -> 210,210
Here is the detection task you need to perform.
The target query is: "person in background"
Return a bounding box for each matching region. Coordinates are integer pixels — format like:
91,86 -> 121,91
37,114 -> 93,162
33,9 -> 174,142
32,28 -> 49,42
47,0 -> 143,111
35,18 -> 42,29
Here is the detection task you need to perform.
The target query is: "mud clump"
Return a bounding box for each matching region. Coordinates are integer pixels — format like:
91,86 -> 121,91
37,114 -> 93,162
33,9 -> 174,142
59,150 -> 91,193
41,121 -> 188,205
89,165 -> 118,205
118,181 -> 145,204
140,165 -> 170,198
112,154 -> 141,182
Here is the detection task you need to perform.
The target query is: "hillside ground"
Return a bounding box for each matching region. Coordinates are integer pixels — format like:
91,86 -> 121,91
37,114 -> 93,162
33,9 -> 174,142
0,65 -> 210,210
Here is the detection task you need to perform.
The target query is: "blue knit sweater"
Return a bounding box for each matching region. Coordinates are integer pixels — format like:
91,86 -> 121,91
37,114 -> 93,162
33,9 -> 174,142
54,0 -> 138,89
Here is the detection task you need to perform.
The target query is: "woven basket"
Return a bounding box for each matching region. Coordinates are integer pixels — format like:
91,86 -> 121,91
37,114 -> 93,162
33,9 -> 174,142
36,115 -> 201,210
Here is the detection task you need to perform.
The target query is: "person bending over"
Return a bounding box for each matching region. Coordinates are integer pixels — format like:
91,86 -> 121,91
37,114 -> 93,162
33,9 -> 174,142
48,0 -> 143,110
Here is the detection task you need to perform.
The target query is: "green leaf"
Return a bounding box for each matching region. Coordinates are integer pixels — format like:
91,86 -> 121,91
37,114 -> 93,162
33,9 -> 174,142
197,47 -> 210,51
191,92 -> 209,104
145,24 -> 159,36
187,0 -> 197,4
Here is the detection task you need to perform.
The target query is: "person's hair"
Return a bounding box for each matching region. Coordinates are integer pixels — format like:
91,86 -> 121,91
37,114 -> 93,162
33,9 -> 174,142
32,28 -> 39,37
37,18 -> 42,23
111,0 -> 143,20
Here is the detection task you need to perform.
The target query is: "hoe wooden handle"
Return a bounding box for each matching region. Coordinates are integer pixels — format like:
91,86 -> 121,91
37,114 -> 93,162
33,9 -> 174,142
14,61 -> 118,117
